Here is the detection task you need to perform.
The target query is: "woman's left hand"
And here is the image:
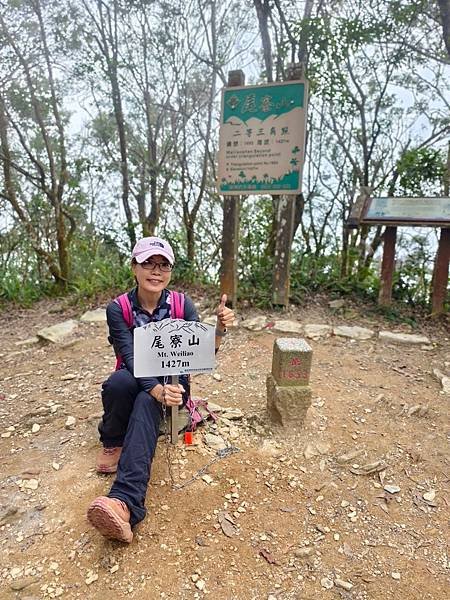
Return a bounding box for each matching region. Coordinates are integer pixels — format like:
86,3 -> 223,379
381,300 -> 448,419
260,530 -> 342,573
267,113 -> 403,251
216,294 -> 235,331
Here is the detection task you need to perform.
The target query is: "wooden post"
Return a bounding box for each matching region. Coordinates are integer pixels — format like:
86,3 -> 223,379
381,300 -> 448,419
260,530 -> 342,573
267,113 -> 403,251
171,374 -> 179,445
219,70 -> 245,308
431,227 -> 450,315
271,63 -> 303,307
378,226 -> 397,306
272,196 -> 295,305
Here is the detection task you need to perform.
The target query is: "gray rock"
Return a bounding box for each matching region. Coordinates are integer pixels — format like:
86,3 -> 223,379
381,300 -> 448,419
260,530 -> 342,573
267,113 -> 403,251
433,369 -> 450,394
242,316 -> 267,331
321,577 -> 334,589
379,331 -> 430,345
14,337 -> 39,347
203,315 -> 217,326
294,547 -> 312,558
329,299 -> 345,309
384,484 -> 401,494
334,578 -> 353,591
220,408 -> 244,420
336,448 -> 365,464
304,324 -> 332,339
333,325 -> 374,340
65,416 -> 76,429
204,433 -> 227,450
272,320 -> 303,334
10,577 -> 39,591
80,308 -> 106,323
37,320 -> 78,343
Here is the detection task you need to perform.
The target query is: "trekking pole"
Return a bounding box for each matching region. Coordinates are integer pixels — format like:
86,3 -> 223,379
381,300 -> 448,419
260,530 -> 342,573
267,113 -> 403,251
171,375 -> 179,444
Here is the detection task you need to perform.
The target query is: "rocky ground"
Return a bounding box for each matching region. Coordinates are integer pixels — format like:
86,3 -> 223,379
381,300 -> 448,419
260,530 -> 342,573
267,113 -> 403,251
0,296 -> 449,600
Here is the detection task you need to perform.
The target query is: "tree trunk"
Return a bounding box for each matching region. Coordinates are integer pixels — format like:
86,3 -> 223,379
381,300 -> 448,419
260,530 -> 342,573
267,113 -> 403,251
437,0 -> 450,59
254,0 -> 273,82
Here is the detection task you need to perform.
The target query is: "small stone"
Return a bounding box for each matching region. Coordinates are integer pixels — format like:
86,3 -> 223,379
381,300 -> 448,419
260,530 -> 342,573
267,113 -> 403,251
110,565 -> 119,574
333,533 -> 340,541
80,308 -> 106,323
15,336 -> 39,347
391,572 -> 401,580
10,567 -> 22,578
61,373 -> 77,381
37,320 -> 78,343
384,484 -> 401,494
321,577 -> 334,589
333,325 -> 374,340
341,500 -> 350,508
294,547 -> 312,558
329,299 -> 345,309
423,490 -> 436,502
213,373 -> 222,381
52,463 -> 60,471
85,572 -> 98,585
202,475 -> 213,484
204,433 -> 227,451
10,577 -> 38,591
1,431 -> 12,438
22,479 -> 39,490
31,424 -> 41,434
229,427 -> 240,440
379,331 -> 430,345
161,505 -> 169,511
243,316 -> 267,331
65,416 -> 76,429
272,319 -> 303,334
195,579 -> 206,591
191,574 -> 199,583
305,323 -> 333,339
334,578 -> 353,591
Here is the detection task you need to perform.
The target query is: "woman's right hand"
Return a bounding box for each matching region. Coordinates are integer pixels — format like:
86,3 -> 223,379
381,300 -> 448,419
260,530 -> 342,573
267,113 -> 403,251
152,383 -> 184,406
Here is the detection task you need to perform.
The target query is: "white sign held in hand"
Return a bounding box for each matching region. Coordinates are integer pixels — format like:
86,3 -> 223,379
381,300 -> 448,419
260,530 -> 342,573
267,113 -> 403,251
134,319 -> 216,377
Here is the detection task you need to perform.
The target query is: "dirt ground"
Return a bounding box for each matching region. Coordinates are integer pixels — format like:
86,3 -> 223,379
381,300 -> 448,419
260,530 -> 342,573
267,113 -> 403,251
0,295 -> 449,600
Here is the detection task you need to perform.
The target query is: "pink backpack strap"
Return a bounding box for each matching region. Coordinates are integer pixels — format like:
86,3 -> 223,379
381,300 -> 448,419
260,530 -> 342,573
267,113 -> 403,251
115,293 -> 133,327
169,290 -> 185,319
113,293 -> 133,370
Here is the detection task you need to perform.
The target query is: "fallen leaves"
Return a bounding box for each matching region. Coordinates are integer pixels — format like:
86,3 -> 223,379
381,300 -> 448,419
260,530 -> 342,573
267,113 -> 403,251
218,512 -> 238,537
350,460 -> 387,475
259,548 -> 279,565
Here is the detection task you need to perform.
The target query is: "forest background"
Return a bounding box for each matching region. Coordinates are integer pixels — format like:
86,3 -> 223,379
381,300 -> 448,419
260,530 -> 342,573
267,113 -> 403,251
0,0 -> 449,312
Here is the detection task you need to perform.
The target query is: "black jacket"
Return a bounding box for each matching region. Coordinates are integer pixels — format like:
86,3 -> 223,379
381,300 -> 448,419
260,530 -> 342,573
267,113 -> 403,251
106,287 -> 198,392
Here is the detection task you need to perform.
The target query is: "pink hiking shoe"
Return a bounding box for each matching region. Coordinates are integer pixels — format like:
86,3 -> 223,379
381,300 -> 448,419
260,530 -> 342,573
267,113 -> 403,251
87,496 -> 133,543
96,447 -> 122,473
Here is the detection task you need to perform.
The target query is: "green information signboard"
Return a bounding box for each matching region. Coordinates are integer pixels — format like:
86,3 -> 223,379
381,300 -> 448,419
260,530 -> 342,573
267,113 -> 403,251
217,80 -> 308,195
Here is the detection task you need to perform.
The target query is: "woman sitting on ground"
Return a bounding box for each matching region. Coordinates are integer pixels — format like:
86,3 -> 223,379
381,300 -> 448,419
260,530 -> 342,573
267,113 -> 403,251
87,236 -> 235,543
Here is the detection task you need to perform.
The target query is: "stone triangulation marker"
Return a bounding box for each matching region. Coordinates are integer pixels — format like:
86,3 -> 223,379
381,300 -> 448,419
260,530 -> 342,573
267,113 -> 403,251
267,338 -> 312,429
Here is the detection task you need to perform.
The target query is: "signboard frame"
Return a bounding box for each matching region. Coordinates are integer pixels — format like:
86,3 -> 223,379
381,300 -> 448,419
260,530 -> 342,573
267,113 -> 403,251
134,319 -> 216,378
217,79 -> 308,196
360,196 -> 450,227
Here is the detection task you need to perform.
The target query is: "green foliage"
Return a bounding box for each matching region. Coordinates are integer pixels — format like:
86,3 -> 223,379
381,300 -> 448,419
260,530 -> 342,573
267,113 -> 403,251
290,252 -> 380,304
0,231 -> 133,307
396,148 -> 446,195
69,235 -> 134,298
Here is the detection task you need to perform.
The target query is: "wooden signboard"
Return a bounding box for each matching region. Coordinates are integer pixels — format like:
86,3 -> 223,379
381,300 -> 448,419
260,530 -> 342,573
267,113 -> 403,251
362,196 -> 450,227
347,192 -> 449,314
217,80 -> 308,195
